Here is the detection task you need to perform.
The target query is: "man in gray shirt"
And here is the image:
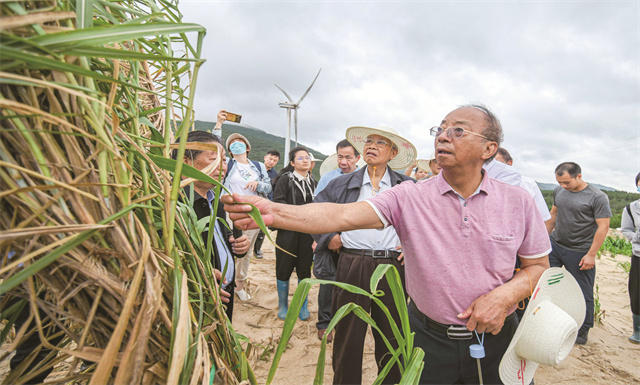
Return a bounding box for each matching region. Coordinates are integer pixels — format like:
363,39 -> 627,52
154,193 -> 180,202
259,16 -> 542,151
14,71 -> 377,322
547,162 -> 611,344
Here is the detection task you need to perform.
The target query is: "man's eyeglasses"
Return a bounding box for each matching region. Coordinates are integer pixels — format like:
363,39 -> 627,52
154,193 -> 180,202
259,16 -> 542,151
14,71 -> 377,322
430,126 -> 489,140
296,156 -> 311,161
364,138 -> 391,147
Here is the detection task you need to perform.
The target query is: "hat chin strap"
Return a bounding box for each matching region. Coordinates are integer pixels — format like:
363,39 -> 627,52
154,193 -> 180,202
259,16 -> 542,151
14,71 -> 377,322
515,301 -> 578,365
369,146 -> 394,195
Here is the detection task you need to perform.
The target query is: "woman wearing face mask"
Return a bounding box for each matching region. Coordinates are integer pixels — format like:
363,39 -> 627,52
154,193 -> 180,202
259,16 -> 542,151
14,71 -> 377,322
224,133 -> 272,302
621,172 -> 640,344
273,147 -> 317,321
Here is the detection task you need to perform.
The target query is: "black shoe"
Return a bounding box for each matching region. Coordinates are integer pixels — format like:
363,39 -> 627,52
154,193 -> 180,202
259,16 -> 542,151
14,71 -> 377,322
575,328 -> 589,345
255,250 -> 264,259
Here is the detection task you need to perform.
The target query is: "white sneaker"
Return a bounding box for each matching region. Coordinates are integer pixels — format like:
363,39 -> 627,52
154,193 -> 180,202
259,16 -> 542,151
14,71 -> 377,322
235,288 -> 250,301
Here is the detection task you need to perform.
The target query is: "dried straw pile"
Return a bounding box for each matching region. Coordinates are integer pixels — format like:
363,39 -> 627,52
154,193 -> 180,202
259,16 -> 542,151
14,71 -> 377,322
0,1 -> 254,384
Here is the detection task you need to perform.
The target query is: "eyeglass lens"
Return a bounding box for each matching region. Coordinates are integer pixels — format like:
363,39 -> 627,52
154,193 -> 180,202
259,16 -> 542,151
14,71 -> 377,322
365,139 -> 389,146
430,126 -> 464,138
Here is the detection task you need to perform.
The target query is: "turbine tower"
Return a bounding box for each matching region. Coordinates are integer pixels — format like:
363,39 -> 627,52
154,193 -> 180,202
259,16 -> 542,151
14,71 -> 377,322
275,68 -> 321,158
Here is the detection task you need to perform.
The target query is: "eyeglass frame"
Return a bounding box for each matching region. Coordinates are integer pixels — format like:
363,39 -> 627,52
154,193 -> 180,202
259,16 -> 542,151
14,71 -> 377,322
364,136 -> 398,150
429,126 -> 491,141
295,156 -> 311,161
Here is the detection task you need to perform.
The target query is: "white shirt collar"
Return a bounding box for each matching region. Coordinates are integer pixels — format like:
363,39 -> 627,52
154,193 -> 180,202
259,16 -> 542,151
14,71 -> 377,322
362,166 -> 391,187
292,170 -> 309,180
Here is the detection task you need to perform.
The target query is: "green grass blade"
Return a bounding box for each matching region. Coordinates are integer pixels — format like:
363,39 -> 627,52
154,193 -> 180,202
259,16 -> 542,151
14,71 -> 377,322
398,348 -> 425,385
268,269 -> 422,384
265,280 -> 313,385
312,338 -> 328,385
4,2 -> 46,35
370,264 -> 412,354
76,0 -> 94,29
145,152 -> 279,253
25,22 -> 206,49
0,46 -> 155,95
372,347 -> 404,385
145,152 -> 230,195
65,46 -> 204,62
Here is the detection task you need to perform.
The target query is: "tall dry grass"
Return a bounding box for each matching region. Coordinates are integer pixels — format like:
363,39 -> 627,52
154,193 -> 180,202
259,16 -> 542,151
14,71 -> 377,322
0,1 -> 256,383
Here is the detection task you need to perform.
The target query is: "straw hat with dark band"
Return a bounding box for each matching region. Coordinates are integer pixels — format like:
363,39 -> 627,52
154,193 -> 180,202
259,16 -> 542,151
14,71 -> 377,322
499,267 -> 586,385
345,125 -> 416,170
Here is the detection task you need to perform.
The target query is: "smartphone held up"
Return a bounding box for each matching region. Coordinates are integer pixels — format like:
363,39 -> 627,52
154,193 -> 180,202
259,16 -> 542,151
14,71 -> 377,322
224,111 -> 242,123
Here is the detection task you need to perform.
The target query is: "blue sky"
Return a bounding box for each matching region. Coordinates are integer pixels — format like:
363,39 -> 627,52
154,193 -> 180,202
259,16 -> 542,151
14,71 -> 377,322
180,0 -> 639,192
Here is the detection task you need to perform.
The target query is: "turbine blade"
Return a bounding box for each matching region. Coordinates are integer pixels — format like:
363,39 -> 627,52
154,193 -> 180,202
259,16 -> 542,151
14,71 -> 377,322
274,84 -> 294,102
296,68 -> 322,104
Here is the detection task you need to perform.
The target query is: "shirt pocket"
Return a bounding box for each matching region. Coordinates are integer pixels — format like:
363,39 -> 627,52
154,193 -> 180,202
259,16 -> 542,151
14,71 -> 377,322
487,234 -> 518,271
490,234 -> 515,242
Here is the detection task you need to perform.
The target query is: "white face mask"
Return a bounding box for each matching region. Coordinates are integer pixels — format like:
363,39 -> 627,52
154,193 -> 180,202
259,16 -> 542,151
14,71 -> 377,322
229,141 -> 247,155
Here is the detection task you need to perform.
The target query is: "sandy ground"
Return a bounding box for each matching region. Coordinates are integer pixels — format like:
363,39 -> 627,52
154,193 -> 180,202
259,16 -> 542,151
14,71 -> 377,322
234,233 -> 640,384
2,232 -> 639,384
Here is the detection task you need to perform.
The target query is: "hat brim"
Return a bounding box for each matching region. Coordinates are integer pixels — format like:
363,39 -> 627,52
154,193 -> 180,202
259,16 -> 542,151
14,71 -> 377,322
416,159 -> 431,173
226,133 -> 251,152
499,268 -> 586,385
345,126 -> 416,170
319,153 -> 366,177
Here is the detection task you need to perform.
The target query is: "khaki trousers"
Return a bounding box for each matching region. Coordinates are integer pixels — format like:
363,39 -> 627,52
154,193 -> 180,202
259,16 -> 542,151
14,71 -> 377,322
331,250 -> 405,385
234,227 -> 260,283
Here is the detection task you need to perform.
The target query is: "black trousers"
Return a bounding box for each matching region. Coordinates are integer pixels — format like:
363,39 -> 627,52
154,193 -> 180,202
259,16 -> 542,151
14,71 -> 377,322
331,250 -> 405,385
409,302 -> 519,384
316,253 -> 339,331
222,283 -> 235,322
254,229 -> 265,254
631,256 -> 640,315
275,231 -> 314,281
549,239 -> 594,329
316,279 -> 334,330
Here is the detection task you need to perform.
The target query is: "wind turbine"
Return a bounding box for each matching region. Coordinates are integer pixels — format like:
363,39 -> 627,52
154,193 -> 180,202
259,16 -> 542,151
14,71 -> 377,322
275,68 -> 321,158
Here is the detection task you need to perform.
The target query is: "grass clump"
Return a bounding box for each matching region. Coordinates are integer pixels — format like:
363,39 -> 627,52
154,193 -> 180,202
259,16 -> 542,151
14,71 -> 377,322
267,264 -> 425,385
598,236 -> 632,258
0,1 -> 262,384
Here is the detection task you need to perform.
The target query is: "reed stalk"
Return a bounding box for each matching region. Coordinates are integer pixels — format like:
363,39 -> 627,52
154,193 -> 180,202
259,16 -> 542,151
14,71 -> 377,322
0,1 -> 257,383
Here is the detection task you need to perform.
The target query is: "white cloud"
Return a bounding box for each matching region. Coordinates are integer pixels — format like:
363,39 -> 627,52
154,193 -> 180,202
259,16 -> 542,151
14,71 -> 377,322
180,0 -> 640,191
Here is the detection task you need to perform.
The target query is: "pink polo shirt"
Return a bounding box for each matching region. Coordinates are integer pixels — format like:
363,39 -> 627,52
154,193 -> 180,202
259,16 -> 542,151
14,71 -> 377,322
366,173 -> 551,325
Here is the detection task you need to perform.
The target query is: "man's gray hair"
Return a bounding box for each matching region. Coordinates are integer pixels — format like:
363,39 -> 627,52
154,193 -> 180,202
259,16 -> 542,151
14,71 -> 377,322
459,103 -> 503,162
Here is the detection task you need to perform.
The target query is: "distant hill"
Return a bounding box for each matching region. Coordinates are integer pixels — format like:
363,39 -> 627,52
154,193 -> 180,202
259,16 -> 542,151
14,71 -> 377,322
536,182 -> 617,192
193,120 -> 327,180
536,182 -> 557,191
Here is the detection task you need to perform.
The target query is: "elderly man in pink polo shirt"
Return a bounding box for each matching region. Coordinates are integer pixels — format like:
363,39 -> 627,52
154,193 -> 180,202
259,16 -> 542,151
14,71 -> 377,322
223,104 -> 551,384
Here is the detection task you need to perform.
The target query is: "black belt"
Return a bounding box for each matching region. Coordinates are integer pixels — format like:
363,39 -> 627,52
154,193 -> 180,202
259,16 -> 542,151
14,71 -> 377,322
341,248 -> 401,259
409,300 -> 516,340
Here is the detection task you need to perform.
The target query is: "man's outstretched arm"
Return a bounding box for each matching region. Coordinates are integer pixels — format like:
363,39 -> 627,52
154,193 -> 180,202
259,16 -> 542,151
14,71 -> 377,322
222,193 -> 384,234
